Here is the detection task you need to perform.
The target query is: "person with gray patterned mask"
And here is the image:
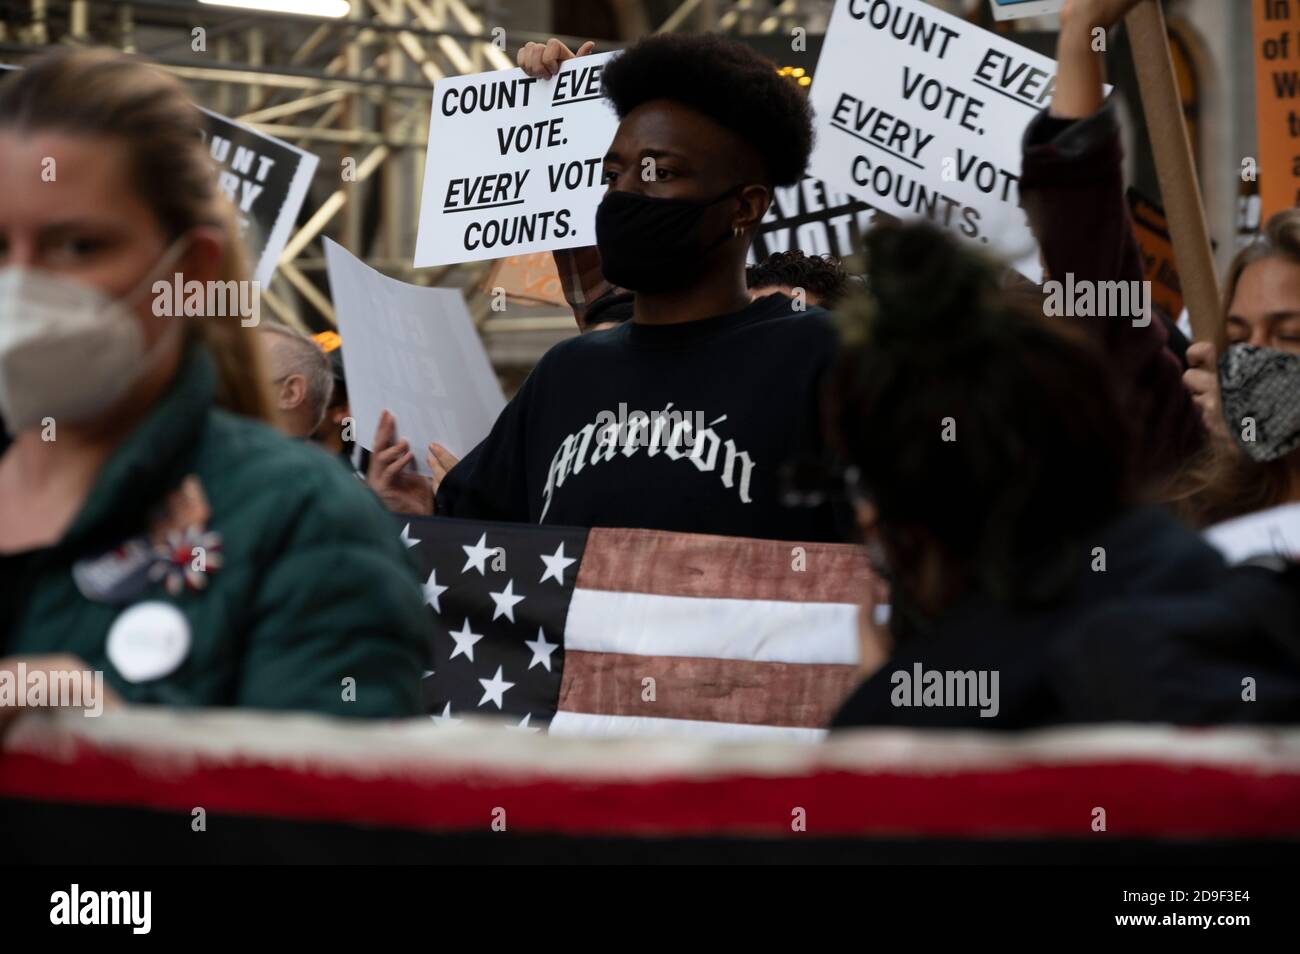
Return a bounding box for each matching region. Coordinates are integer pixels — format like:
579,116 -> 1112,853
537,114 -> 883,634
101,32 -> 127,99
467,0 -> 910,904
1218,344 -> 1300,465
1170,209 -> 1300,525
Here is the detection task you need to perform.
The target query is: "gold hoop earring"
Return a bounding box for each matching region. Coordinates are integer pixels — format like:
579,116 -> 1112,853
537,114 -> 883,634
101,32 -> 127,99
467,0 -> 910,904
732,226 -> 742,239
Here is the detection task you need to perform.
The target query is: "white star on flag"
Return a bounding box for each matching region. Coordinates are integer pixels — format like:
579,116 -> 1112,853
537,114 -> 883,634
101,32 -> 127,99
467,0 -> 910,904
477,666 -> 515,709
462,532 -> 496,575
423,568 -> 449,612
448,618 -> 484,662
505,712 -> 542,733
431,702 -> 462,727
525,627 -> 558,672
539,541 -> 576,585
399,523 -> 421,549
488,579 -> 525,622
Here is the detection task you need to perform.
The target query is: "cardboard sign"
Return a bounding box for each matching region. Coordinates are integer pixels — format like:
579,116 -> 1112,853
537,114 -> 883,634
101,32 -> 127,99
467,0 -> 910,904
414,52 -> 620,267
808,0 -> 1067,280
199,109 -> 318,287
989,0 -> 1063,22
480,252 -> 568,307
747,176 -> 890,264
1204,502 -> 1300,564
323,239 -> 506,467
1253,0 -> 1300,219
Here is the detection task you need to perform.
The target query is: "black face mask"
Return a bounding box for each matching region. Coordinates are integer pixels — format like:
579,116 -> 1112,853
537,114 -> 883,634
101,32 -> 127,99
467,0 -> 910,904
595,186 -> 744,293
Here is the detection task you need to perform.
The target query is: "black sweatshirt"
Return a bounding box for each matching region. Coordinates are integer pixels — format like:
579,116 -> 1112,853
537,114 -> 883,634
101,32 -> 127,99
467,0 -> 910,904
436,293 -> 843,541
831,508 -> 1300,729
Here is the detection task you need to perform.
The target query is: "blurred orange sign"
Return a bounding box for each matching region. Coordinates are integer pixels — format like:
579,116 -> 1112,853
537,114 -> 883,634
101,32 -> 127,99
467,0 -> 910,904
481,252 -> 567,307
1128,190 -> 1184,323
1254,0 -> 1300,218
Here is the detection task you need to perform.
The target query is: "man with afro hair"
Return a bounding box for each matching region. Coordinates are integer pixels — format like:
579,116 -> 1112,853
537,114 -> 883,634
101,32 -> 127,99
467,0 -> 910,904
422,34 -> 845,542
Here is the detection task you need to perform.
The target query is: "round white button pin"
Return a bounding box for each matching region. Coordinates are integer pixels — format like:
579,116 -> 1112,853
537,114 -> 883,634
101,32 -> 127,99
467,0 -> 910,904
106,601 -> 192,683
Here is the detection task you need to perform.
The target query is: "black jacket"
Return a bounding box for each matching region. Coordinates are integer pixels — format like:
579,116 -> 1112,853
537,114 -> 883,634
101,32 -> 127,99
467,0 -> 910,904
832,507 -> 1300,729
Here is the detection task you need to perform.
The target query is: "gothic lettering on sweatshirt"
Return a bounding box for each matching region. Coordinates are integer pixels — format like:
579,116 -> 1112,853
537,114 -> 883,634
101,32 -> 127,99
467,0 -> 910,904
540,404 -> 755,521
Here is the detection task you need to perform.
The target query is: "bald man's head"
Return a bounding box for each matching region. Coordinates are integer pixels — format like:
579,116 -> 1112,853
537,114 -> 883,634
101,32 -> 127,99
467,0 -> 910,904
257,324 -> 335,439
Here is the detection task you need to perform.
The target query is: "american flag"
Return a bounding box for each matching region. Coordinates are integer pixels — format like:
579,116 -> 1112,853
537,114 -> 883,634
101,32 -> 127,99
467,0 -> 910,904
399,515 -> 870,740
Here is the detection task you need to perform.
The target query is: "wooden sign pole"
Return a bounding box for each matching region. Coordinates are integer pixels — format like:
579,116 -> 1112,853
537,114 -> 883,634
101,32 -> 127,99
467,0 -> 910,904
1125,0 -> 1225,351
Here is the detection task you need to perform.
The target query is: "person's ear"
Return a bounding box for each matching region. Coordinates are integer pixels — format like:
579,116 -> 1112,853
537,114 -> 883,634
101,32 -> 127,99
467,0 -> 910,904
732,184 -> 771,234
176,226 -> 224,286
280,373 -> 307,410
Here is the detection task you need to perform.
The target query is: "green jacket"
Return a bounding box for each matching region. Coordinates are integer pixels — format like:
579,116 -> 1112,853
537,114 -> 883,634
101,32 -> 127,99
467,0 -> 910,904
0,342 -> 429,717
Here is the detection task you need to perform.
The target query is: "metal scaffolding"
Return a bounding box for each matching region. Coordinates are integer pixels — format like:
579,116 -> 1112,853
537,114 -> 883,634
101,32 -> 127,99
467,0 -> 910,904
1,0 -> 599,366
0,0 -> 914,366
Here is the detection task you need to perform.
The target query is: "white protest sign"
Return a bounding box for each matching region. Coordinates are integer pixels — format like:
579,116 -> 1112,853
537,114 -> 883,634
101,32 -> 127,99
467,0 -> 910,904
414,52 -> 620,267
1204,502 -> 1300,565
324,238 -> 506,467
809,0 -> 1077,281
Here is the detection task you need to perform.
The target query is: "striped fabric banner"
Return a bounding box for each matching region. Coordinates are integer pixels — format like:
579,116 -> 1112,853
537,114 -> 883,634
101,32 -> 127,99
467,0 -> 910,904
4,709 -> 1300,865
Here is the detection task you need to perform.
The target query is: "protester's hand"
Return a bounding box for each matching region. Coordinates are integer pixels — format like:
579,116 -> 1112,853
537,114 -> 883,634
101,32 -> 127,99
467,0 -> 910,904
516,38 -> 595,79
1184,341 -> 1230,444
427,443 -> 460,500
366,410 -> 434,515
1054,0 -> 1150,117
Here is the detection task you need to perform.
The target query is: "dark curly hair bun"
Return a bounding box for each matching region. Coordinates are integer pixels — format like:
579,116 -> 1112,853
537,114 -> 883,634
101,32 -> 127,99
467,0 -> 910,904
861,222 -> 1000,348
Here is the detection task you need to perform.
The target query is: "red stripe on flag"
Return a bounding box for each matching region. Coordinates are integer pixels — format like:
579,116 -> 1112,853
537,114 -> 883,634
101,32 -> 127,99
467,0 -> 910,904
557,650 -> 859,727
576,527 -> 874,603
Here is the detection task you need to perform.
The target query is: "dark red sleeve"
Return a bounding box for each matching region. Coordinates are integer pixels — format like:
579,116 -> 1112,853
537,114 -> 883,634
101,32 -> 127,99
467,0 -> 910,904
1020,99 -> 1205,487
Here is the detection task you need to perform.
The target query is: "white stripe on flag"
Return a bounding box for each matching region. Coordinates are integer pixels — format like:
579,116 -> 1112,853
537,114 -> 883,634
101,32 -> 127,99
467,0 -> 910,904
564,588 -> 860,664
548,710 -> 828,742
